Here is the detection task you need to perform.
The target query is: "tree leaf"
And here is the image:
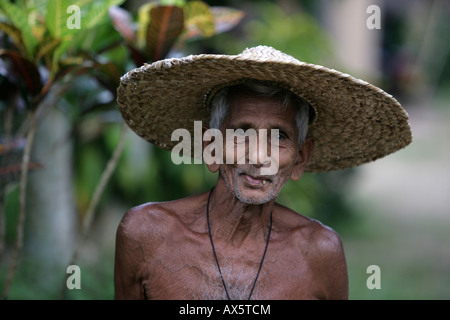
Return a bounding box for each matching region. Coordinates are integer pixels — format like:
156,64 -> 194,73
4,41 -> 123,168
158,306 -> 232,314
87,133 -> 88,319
146,5 -> 185,61
34,37 -> 62,64
50,39 -> 73,75
46,0 -> 93,38
210,6 -> 245,34
0,49 -> 42,97
46,0 -> 121,74
0,0 -> 38,59
126,43 -> 145,67
46,0 -> 74,69
84,0 -> 125,30
0,21 -> 27,56
183,0 -> 215,40
46,0 -> 70,39
92,61 -> 121,93
108,5 -> 136,43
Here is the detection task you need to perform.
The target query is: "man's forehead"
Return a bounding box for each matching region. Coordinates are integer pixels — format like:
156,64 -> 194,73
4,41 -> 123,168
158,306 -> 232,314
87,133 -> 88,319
226,94 -> 297,128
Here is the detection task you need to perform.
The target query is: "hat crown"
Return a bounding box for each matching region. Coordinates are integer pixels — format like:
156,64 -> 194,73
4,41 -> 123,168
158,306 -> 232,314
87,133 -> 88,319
240,45 -> 300,64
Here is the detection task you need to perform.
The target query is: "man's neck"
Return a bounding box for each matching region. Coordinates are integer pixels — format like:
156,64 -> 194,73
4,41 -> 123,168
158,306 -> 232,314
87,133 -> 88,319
207,178 -> 274,247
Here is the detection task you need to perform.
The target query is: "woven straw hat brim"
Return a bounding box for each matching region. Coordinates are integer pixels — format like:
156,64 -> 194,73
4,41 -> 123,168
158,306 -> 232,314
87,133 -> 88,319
117,46 -> 412,172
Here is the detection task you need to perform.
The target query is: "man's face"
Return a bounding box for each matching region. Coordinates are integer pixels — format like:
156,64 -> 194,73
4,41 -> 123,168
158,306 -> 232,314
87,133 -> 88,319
218,93 -> 304,205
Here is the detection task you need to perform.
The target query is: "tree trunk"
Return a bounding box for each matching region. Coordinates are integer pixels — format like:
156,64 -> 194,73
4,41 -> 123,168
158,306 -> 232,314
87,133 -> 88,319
23,105 -> 77,298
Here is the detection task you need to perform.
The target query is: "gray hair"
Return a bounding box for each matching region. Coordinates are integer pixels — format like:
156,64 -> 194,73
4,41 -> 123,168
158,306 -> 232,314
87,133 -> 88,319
209,80 -> 311,147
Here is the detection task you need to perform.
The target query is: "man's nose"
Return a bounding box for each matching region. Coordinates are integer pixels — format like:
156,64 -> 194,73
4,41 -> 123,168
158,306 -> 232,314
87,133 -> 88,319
248,132 -> 271,167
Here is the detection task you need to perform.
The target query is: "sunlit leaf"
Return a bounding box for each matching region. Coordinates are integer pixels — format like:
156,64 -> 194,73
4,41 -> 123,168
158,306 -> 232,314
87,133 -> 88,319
109,5 -> 136,43
46,0 -> 123,74
160,0 -> 186,7
210,6 -> 245,35
46,0 -> 71,39
46,0 -> 92,38
84,0 -> 125,29
137,2 -> 156,49
146,5 -> 184,61
0,0 -> 38,58
183,0 -> 215,40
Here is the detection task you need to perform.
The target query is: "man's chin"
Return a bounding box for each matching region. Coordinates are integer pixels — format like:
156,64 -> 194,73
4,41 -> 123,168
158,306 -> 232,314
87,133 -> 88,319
219,166 -> 283,205
233,184 -> 278,205
235,195 -> 270,205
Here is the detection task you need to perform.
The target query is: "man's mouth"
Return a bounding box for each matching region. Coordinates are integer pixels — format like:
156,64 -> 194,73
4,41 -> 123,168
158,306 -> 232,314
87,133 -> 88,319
242,174 -> 271,187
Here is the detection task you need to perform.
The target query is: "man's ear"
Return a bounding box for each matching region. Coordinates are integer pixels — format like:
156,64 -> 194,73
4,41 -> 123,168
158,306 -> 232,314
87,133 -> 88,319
290,137 -> 315,181
202,126 -> 220,173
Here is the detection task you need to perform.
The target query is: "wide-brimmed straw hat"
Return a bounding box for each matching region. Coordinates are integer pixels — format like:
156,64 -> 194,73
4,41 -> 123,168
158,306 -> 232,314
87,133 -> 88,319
116,45 -> 412,172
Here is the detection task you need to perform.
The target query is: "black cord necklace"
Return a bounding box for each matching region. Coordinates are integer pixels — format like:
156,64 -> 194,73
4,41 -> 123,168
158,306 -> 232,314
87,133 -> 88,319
206,187 -> 272,300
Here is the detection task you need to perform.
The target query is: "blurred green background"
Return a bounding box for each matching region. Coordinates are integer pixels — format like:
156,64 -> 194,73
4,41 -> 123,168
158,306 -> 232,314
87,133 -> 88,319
0,0 -> 449,300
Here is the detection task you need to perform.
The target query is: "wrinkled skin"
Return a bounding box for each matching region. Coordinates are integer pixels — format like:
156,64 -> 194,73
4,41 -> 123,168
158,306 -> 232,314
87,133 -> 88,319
114,93 -> 349,300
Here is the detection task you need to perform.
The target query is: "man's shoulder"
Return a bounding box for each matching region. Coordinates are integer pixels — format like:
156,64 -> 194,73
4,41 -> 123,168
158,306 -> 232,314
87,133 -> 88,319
117,192 -> 209,239
274,205 -> 348,299
116,202 -> 168,242
276,204 -> 343,253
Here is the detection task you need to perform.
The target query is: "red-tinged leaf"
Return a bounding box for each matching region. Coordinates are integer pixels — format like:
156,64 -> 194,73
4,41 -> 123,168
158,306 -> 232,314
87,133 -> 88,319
109,6 -> 137,43
146,6 -> 184,61
0,49 -> 42,97
92,61 -> 122,93
126,43 -> 146,67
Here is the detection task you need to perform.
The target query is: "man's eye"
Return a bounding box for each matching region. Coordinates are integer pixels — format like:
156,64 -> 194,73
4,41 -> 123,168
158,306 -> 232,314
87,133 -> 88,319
277,132 -> 288,140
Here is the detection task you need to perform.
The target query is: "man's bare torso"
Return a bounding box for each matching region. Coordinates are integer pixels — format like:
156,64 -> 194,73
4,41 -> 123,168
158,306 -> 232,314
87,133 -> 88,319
114,191 -> 348,300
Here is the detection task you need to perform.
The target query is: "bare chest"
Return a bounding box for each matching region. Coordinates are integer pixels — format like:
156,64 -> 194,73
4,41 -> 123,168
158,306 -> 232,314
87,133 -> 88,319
142,234 -> 320,300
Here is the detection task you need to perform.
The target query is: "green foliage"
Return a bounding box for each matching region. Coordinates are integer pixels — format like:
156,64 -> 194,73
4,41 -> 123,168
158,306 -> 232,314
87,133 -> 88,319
0,0 -> 38,59
0,0 -> 125,67
46,0 -> 73,38
0,0 -> 127,109
84,0 -> 124,29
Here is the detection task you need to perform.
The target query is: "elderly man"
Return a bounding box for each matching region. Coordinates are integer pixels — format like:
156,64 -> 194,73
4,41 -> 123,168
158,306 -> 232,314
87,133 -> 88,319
114,46 -> 412,300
